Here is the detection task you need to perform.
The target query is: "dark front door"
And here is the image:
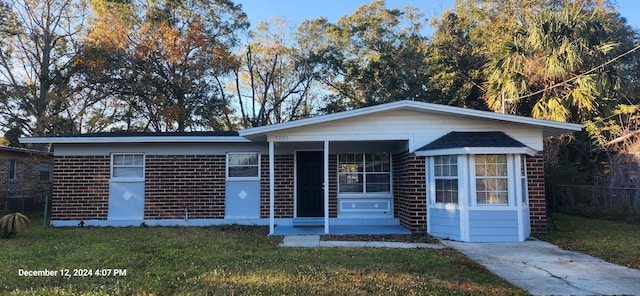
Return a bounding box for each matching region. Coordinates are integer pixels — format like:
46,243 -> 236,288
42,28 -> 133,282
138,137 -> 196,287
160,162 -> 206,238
296,151 -> 324,217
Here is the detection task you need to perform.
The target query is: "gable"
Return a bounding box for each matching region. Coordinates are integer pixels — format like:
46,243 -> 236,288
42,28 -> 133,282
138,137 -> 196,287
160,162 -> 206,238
261,109 -> 546,151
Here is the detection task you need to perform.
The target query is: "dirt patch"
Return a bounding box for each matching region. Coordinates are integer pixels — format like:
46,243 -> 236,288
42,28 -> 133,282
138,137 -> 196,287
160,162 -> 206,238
321,233 -> 441,244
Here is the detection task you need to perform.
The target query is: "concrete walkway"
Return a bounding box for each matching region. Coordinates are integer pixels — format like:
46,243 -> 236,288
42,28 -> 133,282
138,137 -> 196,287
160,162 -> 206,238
443,240 -> 640,296
280,235 -> 640,295
279,235 -> 445,249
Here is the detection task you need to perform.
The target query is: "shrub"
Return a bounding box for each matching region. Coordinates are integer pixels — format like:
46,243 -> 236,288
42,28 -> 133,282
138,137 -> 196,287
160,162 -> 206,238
0,212 -> 30,238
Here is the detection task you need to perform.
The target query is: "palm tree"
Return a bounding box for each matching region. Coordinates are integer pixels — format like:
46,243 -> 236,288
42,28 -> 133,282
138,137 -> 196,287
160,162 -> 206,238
484,3 -> 621,122
0,212 -> 31,238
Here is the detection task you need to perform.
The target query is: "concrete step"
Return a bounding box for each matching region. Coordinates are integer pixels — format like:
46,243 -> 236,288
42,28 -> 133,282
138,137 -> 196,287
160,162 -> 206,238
293,218 -> 324,228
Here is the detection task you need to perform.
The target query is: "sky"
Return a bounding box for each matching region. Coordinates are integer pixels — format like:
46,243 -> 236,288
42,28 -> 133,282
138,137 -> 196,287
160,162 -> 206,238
235,0 -> 640,36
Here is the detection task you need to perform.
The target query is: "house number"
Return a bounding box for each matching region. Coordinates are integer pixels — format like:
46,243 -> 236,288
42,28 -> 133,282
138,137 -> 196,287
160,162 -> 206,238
273,135 -> 289,141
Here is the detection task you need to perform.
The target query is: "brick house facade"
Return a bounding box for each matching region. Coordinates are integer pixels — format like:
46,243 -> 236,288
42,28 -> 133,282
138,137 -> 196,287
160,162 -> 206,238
21,100 -> 579,242
0,146 -> 53,211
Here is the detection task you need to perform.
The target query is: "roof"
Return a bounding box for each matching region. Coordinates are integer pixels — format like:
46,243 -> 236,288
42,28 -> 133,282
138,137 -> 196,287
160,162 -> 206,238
415,131 -> 537,156
0,145 -> 52,156
239,100 -> 583,140
19,131 -> 249,144
418,132 -> 527,150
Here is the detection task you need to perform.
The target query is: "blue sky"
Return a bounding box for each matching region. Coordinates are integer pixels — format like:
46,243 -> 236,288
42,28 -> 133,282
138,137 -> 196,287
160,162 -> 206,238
235,0 -> 640,35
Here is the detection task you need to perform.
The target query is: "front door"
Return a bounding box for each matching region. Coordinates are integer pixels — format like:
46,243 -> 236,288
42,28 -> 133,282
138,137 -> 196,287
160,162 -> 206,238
296,151 -> 324,217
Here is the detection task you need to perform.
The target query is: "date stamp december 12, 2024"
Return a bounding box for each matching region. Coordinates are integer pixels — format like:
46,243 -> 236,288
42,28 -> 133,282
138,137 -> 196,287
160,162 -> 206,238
18,268 -> 127,278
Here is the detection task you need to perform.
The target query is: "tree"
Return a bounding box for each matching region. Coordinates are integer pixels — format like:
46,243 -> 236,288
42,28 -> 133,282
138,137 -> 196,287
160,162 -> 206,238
317,0 -> 431,110
74,0 -> 248,132
0,0 -> 89,137
226,17 -> 324,128
426,12 -> 487,109
481,1 -> 637,122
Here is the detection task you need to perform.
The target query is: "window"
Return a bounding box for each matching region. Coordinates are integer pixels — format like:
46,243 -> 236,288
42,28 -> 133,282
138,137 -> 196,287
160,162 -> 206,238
475,154 -> 508,205
434,155 -> 458,204
111,153 -> 144,180
9,159 -> 17,180
39,162 -> 51,181
338,152 -> 390,193
227,153 -> 259,179
520,156 -> 528,204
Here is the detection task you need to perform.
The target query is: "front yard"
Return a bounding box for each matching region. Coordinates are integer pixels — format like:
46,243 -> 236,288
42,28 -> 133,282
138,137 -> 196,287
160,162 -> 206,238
1,212 -> 524,295
536,212 -> 640,269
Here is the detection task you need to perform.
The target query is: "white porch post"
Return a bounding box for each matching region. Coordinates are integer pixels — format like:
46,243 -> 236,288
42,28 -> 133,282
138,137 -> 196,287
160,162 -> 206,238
324,140 -> 330,234
269,140 -> 275,235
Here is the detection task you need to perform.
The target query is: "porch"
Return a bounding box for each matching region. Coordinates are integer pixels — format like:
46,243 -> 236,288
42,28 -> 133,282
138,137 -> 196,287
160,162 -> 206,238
264,140 -> 423,235
272,220 -> 411,235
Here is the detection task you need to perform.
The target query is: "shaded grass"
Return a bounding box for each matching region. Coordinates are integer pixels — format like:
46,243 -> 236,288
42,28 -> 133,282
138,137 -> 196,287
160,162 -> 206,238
536,213 -> 640,269
1,213 -> 526,295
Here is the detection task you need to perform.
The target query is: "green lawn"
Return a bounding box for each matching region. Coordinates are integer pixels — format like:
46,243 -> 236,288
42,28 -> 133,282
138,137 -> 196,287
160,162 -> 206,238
537,213 -> 640,269
1,212 -> 525,295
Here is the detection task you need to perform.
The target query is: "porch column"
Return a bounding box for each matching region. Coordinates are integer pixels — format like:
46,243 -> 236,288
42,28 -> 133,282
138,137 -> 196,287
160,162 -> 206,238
324,140 -> 330,234
269,140 -> 275,235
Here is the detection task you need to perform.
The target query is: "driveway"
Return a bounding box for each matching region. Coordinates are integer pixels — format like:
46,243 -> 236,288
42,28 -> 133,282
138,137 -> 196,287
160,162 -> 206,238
443,240 -> 640,296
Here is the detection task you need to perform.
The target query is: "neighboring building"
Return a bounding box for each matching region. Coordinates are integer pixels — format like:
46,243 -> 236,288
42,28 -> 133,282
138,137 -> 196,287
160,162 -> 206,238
20,100 -> 582,242
0,145 -> 53,211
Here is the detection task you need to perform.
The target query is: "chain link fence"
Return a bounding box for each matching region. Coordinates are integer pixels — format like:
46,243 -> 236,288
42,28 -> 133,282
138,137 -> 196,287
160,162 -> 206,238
552,185 -> 640,223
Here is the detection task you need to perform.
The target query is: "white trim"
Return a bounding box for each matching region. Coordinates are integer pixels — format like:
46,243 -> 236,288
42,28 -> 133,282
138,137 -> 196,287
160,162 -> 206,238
469,154 -> 513,208
225,152 -> 261,181
268,141 -> 275,235
20,136 -> 250,144
240,100 -> 583,138
459,155 -> 470,241
110,153 -> 145,182
324,140 -> 330,234
515,155 -> 525,241
415,147 -> 537,157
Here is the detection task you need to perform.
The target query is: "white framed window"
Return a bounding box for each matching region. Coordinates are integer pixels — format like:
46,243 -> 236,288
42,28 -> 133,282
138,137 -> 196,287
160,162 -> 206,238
111,153 -> 145,181
8,159 -> 17,180
338,152 -> 391,194
226,152 -> 260,180
39,162 -> 52,181
520,155 -> 528,205
474,154 -> 509,205
433,155 -> 458,204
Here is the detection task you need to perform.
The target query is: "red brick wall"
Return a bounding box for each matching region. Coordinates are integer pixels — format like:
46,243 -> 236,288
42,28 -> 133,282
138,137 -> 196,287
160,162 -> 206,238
393,151 -> 427,233
261,155 -> 294,218
0,154 -> 52,210
527,152 -> 547,233
52,154 -> 230,220
145,155 -> 226,219
52,156 -> 109,220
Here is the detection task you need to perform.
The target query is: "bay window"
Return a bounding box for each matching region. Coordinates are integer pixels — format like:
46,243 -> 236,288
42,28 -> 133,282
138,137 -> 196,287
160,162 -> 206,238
434,155 -> 458,204
474,154 -> 508,205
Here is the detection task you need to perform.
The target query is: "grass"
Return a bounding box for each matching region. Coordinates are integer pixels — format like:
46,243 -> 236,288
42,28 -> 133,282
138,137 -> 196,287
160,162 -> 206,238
536,213 -> 640,269
0,212 -> 526,295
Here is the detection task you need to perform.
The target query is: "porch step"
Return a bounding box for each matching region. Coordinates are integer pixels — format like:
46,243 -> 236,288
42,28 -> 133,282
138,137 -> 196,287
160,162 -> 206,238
293,218 -> 324,228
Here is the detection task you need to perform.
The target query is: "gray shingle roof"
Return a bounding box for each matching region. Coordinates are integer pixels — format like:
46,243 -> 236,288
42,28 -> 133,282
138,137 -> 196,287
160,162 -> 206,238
51,131 -> 239,137
417,132 -> 527,151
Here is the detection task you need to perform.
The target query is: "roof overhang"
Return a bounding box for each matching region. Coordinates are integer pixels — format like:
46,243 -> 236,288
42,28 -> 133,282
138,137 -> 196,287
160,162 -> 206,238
19,135 -> 250,144
415,147 -> 538,157
0,145 -> 52,156
239,100 -> 583,140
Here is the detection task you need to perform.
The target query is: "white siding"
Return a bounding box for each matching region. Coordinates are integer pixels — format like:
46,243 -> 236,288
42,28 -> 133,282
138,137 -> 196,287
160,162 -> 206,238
267,110 -> 543,151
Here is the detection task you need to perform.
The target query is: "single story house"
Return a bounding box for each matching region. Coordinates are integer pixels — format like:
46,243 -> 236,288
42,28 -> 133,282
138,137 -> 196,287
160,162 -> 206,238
20,100 -> 582,242
0,145 -> 53,211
